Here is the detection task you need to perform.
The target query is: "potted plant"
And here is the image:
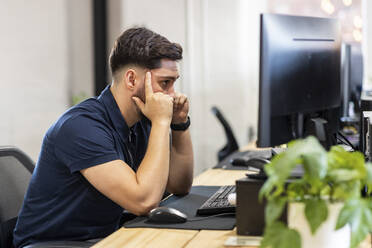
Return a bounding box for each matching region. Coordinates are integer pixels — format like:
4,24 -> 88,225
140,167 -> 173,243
259,136 -> 372,248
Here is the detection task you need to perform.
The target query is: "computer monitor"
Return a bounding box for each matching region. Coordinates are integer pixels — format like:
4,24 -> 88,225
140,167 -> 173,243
257,14 -> 342,149
341,43 -> 363,121
350,44 -> 363,107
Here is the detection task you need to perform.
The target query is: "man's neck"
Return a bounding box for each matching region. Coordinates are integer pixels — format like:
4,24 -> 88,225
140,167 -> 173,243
110,82 -> 140,127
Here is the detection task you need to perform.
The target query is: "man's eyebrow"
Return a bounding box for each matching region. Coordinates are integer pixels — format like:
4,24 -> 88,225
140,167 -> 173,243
157,76 -> 180,80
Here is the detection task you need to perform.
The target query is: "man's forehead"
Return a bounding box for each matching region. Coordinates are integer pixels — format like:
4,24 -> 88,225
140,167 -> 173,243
151,59 -> 179,78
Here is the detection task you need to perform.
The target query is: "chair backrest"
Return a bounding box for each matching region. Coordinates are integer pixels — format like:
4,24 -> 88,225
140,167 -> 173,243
0,146 -> 34,222
211,106 -> 239,162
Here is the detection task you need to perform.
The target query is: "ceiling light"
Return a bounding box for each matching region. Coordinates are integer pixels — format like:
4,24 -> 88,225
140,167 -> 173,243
353,15 -> 363,29
321,0 -> 335,15
343,0 -> 352,6
353,29 -> 362,42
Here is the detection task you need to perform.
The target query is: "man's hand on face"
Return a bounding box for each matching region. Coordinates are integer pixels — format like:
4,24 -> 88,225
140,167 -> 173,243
132,72 -> 173,126
172,92 -> 189,124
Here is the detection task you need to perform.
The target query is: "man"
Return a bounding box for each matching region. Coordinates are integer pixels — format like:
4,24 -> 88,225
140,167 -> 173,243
14,27 -> 194,247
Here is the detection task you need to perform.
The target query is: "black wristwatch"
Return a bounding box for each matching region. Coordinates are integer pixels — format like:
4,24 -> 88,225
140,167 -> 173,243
171,116 -> 190,131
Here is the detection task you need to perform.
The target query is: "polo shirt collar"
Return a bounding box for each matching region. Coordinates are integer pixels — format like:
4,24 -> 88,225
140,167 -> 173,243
98,85 -> 131,142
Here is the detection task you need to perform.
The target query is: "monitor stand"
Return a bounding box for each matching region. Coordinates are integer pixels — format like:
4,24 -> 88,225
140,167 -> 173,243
309,117 -> 335,150
295,113 -> 335,150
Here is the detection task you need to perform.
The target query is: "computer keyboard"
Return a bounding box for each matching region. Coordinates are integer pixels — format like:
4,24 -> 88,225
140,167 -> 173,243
232,149 -> 272,161
196,185 -> 236,215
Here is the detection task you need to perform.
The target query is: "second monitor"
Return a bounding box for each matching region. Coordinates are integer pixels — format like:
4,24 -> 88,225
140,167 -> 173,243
257,13 -> 342,149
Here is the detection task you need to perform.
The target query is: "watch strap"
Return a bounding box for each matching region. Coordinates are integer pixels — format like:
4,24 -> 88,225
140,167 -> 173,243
171,116 -> 190,131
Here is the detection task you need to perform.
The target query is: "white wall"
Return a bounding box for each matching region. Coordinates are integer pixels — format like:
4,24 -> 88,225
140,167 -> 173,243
66,0 -> 94,102
109,0 -> 266,175
191,0 -> 265,174
0,0 -> 93,161
0,0 -> 69,160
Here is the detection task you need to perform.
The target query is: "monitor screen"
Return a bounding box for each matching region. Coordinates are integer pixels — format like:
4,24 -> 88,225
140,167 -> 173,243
350,44 -> 363,97
341,43 -> 363,119
257,14 -> 342,148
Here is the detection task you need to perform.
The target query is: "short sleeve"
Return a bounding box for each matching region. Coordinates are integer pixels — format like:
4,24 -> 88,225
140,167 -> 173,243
54,114 -> 120,173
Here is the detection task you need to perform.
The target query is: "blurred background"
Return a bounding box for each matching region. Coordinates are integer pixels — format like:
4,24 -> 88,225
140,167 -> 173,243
0,0 -> 370,176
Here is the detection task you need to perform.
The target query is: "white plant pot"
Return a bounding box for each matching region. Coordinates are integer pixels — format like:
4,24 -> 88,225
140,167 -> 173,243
288,202 -> 351,248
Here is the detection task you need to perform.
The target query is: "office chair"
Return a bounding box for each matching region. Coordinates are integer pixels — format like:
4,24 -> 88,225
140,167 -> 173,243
211,106 -> 239,162
0,146 -> 34,248
0,147 -> 107,248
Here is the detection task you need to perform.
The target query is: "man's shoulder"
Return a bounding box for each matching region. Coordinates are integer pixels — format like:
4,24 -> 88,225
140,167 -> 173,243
65,98 -> 108,122
49,99 -> 111,139
71,97 -> 107,117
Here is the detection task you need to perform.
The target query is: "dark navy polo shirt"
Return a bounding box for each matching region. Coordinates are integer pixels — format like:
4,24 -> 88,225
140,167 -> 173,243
13,85 -> 151,248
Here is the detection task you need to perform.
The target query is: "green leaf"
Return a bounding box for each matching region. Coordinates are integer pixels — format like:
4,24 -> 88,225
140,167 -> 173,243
304,198 -> 328,234
327,147 -> 366,179
336,199 -> 372,248
287,180 -> 307,200
335,200 -> 354,230
328,169 -> 361,182
325,147 -> 367,201
260,136 -> 326,199
260,222 -> 301,248
365,163 -> 372,194
259,174 -> 278,202
302,151 -> 328,181
265,197 -> 286,225
332,181 -> 361,200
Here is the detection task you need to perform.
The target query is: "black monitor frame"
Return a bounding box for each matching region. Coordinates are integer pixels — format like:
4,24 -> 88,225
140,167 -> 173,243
341,43 -> 363,121
257,14 -> 342,148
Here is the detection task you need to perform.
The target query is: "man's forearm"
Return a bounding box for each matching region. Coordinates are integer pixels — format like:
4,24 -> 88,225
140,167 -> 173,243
168,129 -> 194,194
80,122 -> 172,216
136,122 -> 171,206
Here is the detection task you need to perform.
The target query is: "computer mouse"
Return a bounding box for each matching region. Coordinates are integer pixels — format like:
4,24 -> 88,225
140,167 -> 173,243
245,157 -> 270,171
245,158 -> 271,180
147,206 -> 187,224
230,157 -> 249,166
230,157 -> 270,169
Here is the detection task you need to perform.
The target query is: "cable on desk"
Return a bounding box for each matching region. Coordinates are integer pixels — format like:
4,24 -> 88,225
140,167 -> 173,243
337,131 -> 356,151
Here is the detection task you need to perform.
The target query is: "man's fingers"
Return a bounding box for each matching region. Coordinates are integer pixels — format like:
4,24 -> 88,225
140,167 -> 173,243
173,94 -> 187,106
145,71 -> 154,97
179,95 -> 187,105
173,92 -> 180,106
132,97 -> 145,112
174,96 -> 180,106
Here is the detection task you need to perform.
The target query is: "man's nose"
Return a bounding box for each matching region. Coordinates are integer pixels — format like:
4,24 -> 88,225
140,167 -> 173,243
167,87 -> 175,98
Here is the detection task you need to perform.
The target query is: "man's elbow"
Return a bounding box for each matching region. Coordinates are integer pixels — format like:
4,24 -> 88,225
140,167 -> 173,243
173,188 -> 191,196
132,200 -> 158,216
168,182 -> 192,196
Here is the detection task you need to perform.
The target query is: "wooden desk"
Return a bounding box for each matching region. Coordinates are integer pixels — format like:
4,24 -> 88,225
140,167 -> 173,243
93,169 -> 246,248
93,168 -> 371,248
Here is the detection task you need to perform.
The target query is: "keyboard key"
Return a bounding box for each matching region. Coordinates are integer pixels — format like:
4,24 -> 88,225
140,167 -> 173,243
196,185 -> 236,215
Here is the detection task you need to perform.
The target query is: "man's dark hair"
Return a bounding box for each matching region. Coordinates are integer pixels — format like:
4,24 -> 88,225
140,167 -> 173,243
109,27 -> 183,76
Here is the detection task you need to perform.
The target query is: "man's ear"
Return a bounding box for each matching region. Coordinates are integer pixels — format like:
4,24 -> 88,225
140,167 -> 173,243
124,69 -> 136,90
